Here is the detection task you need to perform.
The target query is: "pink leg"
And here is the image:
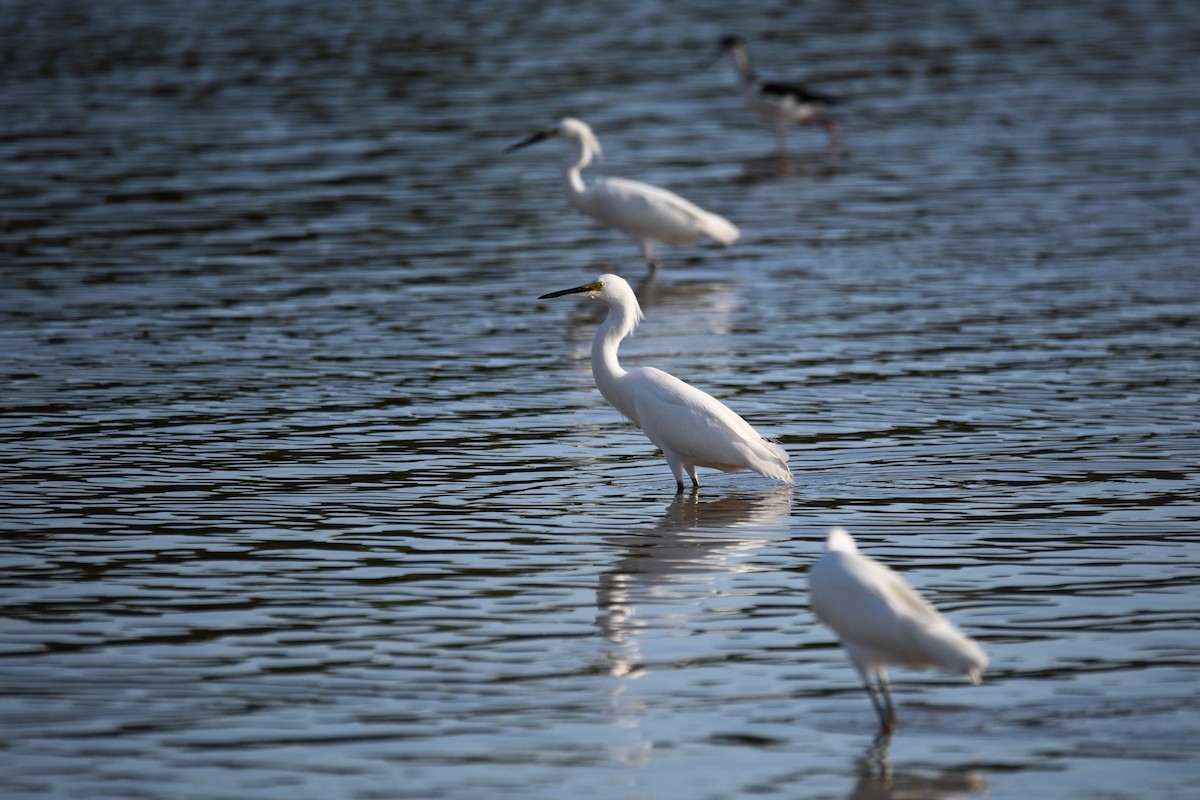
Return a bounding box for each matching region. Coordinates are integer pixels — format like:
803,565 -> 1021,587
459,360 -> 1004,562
825,120 -> 843,158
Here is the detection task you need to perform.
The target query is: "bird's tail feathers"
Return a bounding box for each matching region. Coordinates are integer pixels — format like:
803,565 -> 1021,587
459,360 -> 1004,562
925,622 -> 988,683
704,213 -> 741,246
765,440 -> 792,483
750,439 -> 792,483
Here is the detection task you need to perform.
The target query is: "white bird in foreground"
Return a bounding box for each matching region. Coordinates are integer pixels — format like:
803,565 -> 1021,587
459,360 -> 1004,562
808,527 -> 987,731
538,274 -> 790,489
507,118 -> 740,272
713,35 -> 842,156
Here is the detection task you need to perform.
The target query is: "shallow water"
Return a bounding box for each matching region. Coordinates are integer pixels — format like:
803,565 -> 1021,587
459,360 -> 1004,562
2,0 -> 1199,798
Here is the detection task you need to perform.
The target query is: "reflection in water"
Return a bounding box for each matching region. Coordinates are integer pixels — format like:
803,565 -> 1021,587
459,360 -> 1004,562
632,269 -> 663,308
735,152 -> 843,184
596,488 -> 792,769
596,487 -> 792,677
846,733 -> 989,800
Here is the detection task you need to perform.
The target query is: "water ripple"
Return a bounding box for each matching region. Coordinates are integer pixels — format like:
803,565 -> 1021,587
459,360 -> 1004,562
3,1 -> 1200,798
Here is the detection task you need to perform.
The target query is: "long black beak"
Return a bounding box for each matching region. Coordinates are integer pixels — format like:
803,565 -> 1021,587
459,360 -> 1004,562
700,36 -> 740,70
538,282 -> 599,299
505,130 -> 552,154
697,48 -> 724,71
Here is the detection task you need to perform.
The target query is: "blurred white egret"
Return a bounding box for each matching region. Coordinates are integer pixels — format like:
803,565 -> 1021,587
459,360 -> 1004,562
507,118 -> 740,271
713,35 -> 841,155
538,274 -> 790,489
808,527 -> 987,731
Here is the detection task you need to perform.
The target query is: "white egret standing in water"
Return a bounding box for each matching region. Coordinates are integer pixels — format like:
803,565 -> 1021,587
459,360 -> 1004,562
712,35 -> 842,156
808,527 -> 987,730
508,118 -> 740,271
539,274 -> 790,488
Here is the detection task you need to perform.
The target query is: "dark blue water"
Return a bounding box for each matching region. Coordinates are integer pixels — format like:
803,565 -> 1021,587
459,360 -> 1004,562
2,1 -> 1199,798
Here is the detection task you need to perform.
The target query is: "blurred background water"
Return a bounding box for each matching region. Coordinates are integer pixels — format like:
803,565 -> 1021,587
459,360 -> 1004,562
2,0 -> 1199,798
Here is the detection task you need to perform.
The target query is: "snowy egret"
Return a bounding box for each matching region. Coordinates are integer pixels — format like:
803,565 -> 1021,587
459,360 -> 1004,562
808,527 -> 987,730
507,118 -> 740,272
538,273 -> 790,489
713,35 -> 842,155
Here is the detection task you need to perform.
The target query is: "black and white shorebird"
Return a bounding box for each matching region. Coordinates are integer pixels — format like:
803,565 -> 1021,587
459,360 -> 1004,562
713,35 -> 842,156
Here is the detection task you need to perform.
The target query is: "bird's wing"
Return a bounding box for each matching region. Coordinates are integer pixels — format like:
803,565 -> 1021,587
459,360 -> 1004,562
591,177 -> 739,246
629,367 -> 783,473
811,550 -> 985,676
760,80 -> 840,106
810,552 -> 952,664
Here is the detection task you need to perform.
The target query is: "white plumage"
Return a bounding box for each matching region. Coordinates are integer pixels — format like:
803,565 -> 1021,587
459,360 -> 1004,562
539,274 -> 790,488
808,527 -> 987,730
508,118 -> 739,271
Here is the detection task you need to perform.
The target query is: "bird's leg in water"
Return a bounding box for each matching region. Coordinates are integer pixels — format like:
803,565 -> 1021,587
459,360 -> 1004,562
877,671 -> 897,730
640,240 -> 660,275
668,456 -> 686,490
863,679 -> 892,730
823,119 -> 842,158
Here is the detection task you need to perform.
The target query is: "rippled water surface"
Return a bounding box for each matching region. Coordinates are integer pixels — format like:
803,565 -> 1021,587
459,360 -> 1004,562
2,1 -> 1199,798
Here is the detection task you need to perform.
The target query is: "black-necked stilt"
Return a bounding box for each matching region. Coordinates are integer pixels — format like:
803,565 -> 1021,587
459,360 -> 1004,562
714,35 -> 842,156
808,527 -> 988,731
507,118 -> 740,272
538,273 -> 792,489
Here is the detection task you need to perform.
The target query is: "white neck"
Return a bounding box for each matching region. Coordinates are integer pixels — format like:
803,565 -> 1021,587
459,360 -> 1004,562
730,45 -> 756,82
561,138 -> 595,215
590,298 -> 641,422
